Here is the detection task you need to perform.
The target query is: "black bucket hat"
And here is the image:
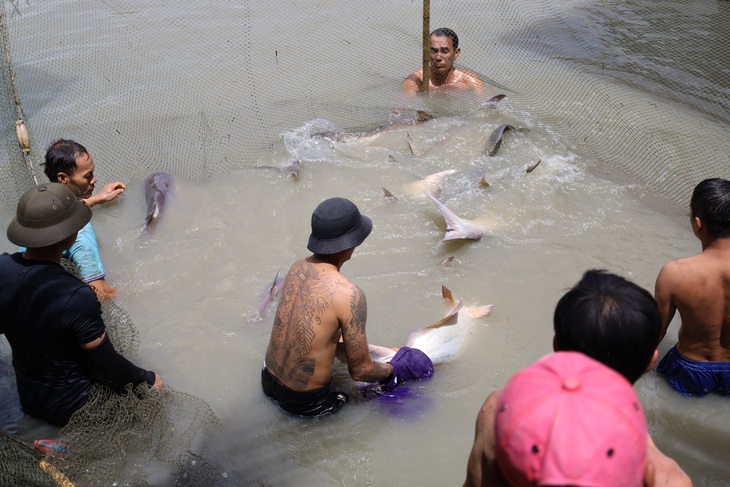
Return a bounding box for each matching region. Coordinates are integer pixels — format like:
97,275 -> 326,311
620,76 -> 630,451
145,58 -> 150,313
307,197 -> 373,254
7,183 -> 91,248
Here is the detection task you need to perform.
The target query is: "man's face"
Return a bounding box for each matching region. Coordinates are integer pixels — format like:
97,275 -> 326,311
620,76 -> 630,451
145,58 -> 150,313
429,35 -> 460,74
58,152 -> 96,199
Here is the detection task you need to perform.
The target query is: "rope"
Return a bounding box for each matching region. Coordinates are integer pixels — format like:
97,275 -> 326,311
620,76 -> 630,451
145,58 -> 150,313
0,5 -> 38,186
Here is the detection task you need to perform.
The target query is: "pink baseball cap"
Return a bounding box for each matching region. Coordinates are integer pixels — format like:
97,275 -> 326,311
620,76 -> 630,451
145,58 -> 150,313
495,351 -> 647,487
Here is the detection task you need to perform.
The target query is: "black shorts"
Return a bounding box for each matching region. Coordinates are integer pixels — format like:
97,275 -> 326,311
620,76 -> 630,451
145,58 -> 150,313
261,367 -> 348,417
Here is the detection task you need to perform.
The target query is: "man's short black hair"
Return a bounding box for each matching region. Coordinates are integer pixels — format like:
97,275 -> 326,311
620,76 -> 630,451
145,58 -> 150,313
43,139 -> 88,182
431,27 -> 459,50
690,178 -> 730,238
554,269 -> 661,384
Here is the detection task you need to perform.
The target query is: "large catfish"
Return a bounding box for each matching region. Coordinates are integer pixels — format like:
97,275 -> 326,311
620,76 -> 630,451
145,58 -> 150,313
144,172 -> 176,233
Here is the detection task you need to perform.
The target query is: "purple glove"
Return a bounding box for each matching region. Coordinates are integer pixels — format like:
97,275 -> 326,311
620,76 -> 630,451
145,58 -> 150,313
381,346 -> 434,391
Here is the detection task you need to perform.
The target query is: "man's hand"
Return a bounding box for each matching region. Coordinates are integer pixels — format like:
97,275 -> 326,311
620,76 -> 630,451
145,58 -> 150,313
84,181 -> 126,208
151,373 -> 164,392
382,346 -> 434,390
89,279 -> 118,303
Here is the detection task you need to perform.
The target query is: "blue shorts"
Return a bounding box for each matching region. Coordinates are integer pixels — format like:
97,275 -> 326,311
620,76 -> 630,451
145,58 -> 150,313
657,344 -> 730,397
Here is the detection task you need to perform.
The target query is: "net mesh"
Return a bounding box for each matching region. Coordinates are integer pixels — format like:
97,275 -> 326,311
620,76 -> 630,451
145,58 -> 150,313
0,0 -> 729,484
0,0 -> 727,211
1,260 -> 221,487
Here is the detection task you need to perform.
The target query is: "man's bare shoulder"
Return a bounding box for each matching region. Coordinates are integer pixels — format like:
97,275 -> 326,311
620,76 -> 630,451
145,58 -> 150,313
659,252 -> 722,286
454,68 -> 485,91
402,70 -> 423,93
477,388 -> 503,423
658,255 -> 698,282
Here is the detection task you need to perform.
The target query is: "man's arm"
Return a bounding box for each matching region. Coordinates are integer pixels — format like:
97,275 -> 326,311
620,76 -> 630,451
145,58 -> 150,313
644,435 -> 693,487
68,223 -> 117,302
82,332 -> 163,390
83,181 -> 126,208
402,71 -> 423,94
654,262 -> 679,342
340,285 -> 393,382
458,69 -> 485,94
88,278 -> 118,302
464,389 -> 504,487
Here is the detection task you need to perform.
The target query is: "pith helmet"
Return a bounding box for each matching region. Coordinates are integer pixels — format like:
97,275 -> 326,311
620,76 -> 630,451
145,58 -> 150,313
7,183 -> 91,248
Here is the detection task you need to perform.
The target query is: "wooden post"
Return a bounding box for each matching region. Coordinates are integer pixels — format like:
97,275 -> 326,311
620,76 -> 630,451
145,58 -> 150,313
421,0 -> 430,92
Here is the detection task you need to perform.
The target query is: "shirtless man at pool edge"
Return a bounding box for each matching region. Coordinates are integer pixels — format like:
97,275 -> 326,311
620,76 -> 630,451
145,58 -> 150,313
655,178 -> 730,396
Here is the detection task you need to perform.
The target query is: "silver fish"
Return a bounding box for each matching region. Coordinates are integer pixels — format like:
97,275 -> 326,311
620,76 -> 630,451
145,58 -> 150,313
255,160 -> 301,178
144,172 -> 176,233
485,124 -> 516,156
316,110 -> 433,144
368,285 -> 493,365
403,169 -> 457,196
424,192 -> 487,241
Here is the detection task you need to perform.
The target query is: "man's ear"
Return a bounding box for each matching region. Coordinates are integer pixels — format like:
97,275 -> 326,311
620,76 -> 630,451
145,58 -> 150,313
454,47 -> 461,60
56,172 -> 70,185
646,349 -> 660,372
694,215 -> 703,231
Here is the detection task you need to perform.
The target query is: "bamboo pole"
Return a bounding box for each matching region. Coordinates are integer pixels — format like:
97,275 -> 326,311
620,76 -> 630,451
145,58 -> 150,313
421,0 -> 430,92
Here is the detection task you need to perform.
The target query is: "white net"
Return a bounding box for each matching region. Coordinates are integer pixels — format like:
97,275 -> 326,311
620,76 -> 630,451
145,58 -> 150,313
0,0 -> 727,211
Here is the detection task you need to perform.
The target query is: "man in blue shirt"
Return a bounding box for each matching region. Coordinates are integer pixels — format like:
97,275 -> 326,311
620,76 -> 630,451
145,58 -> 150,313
43,139 -> 125,301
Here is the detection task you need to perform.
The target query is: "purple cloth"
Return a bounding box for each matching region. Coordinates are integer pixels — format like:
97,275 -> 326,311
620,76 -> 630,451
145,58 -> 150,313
381,346 -> 434,391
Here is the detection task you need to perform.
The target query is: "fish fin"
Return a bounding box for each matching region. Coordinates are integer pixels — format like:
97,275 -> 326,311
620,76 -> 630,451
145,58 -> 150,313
423,300 -> 463,330
267,268 -> 283,297
424,192 -> 483,241
442,232 -> 482,241
424,192 -> 462,230
382,187 -> 397,200
468,304 -> 494,319
525,158 -> 541,173
282,160 -> 301,178
369,344 -> 396,363
407,132 -> 421,157
442,285 -> 455,305
479,94 -> 507,107
144,205 -> 158,225
479,176 -> 490,188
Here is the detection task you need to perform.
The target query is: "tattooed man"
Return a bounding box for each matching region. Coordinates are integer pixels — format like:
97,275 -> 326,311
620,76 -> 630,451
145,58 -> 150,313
262,197 -> 433,416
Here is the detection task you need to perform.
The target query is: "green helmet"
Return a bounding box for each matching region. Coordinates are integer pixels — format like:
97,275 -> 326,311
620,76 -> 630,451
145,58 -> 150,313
6,183 -> 92,248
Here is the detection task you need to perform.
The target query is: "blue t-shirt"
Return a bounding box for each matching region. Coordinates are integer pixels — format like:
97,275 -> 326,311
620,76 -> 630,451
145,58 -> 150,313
19,222 -> 106,283
66,222 -> 106,283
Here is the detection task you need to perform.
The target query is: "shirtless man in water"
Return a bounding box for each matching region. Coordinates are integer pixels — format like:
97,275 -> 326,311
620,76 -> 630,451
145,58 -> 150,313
402,28 -> 484,94
262,197 -> 433,416
655,178 -> 730,396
